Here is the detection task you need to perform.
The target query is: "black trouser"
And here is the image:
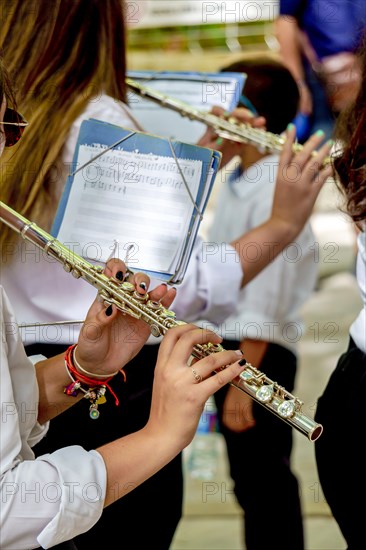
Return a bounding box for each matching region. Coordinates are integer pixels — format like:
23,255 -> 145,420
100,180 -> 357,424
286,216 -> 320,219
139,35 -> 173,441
29,343 -> 183,550
214,339 -> 304,550
315,337 -> 366,550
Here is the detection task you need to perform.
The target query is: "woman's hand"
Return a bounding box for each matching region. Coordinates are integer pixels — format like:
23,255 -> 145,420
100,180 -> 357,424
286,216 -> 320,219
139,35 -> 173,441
76,259 -> 176,377
97,324 -> 246,507
230,127 -> 334,286
146,324 -> 246,449
197,105 -> 266,168
271,124 -> 334,238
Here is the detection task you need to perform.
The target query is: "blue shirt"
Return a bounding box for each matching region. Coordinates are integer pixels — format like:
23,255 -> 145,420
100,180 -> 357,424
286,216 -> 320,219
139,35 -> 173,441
280,0 -> 366,59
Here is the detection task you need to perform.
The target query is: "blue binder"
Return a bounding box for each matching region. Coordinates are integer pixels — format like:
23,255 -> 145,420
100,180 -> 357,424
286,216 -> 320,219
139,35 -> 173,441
52,118 -> 221,284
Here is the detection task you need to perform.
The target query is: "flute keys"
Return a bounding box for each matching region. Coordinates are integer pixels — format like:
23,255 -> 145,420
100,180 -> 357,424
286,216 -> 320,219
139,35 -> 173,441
147,300 -> 164,310
206,342 -> 224,353
150,324 -> 162,337
256,384 -> 274,403
64,264 -> 82,278
278,399 -> 296,418
121,282 -> 135,292
239,370 -> 253,382
133,290 -> 148,301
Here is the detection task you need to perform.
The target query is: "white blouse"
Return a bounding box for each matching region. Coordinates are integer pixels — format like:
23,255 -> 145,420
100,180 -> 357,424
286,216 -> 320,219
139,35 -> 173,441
0,286 -> 106,549
350,230 -> 366,353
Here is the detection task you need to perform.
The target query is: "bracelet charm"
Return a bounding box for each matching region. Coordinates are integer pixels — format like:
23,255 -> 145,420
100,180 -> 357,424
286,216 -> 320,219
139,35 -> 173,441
85,386 -> 107,419
64,380 -> 81,397
63,344 -> 120,418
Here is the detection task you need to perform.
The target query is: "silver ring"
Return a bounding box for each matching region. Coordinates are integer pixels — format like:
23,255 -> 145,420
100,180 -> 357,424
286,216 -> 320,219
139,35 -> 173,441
191,367 -> 202,383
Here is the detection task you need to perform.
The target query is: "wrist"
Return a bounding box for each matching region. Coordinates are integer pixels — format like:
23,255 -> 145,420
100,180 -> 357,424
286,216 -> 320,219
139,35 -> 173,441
73,345 -> 120,379
268,215 -> 299,242
143,423 -> 184,459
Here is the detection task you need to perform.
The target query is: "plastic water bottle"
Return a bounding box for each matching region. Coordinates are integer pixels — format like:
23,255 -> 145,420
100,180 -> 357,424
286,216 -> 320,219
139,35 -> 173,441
187,397 -> 219,481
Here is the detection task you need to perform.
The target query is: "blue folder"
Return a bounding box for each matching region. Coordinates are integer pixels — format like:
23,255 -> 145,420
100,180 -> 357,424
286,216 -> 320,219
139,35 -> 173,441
52,118 -> 221,284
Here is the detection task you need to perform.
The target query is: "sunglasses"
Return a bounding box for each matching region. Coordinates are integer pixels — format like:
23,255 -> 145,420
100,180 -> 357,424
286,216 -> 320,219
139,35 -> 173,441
1,107 -> 29,147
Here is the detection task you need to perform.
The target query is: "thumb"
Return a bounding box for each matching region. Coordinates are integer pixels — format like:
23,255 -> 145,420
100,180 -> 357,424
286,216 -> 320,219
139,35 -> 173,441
81,302 -> 118,343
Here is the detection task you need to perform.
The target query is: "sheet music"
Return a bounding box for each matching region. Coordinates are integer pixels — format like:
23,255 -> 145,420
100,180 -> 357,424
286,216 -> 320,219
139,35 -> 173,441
56,144 -> 202,273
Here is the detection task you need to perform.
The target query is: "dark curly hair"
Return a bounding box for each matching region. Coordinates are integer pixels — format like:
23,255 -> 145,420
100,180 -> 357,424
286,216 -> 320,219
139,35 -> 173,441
333,34 -> 366,224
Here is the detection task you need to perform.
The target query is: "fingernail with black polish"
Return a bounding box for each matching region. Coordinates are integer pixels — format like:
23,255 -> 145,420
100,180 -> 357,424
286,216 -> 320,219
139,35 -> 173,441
139,282 -> 147,291
116,271 -> 124,281
105,305 -> 113,316
238,358 -> 247,366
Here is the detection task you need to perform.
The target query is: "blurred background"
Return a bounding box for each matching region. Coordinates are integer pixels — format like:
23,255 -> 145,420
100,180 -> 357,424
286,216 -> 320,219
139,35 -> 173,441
126,2 -> 360,548
127,1 -> 280,71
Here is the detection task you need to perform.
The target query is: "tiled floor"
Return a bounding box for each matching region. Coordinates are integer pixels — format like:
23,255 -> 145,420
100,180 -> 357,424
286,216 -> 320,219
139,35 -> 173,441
170,271 -> 361,549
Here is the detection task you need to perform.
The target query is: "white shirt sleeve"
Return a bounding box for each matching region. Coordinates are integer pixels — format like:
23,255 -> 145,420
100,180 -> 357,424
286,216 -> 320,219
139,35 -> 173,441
0,287 -> 107,549
171,235 -> 243,324
228,222 -> 317,345
1,448 -> 106,550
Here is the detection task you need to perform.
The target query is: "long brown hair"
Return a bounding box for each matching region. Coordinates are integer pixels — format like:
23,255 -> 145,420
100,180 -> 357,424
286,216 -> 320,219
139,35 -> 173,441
0,0 -> 127,247
333,34 -> 366,224
0,57 -> 16,109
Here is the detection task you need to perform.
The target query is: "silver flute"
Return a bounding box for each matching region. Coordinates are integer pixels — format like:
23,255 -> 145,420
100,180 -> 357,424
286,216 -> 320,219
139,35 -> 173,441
0,201 -> 323,441
126,78 -> 331,166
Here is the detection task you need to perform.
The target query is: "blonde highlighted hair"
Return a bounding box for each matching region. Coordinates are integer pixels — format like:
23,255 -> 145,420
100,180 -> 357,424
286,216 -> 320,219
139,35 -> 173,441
0,0 -> 127,248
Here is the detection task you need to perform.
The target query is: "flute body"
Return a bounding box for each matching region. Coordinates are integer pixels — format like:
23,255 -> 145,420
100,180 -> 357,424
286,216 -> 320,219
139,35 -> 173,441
126,78 -> 330,166
0,201 -> 323,442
